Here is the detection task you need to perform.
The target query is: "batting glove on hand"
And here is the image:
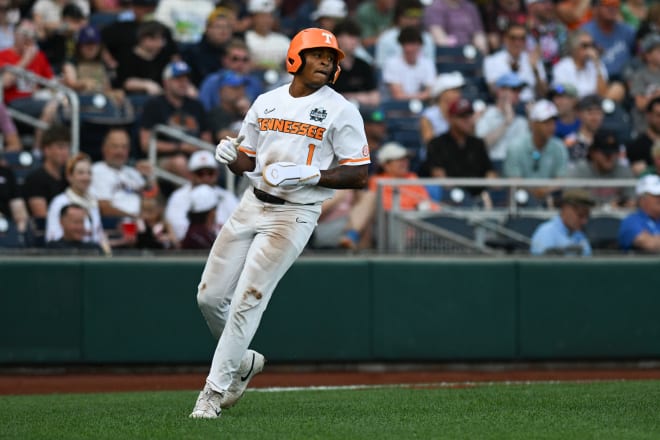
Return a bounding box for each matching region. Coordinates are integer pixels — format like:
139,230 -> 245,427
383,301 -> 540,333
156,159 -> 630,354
263,162 -> 321,187
215,135 -> 244,164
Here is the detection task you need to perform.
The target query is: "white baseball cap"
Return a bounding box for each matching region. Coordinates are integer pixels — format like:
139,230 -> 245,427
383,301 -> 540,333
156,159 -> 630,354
431,72 -> 465,98
190,184 -> 218,213
377,142 -> 409,163
188,150 -> 217,172
529,99 -> 559,122
248,0 -> 276,14
311,0 -> 348,20
636,174 -> 660,196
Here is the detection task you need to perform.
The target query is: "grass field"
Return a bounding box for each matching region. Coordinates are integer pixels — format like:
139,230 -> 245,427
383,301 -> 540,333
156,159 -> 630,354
2,380 -> 660,440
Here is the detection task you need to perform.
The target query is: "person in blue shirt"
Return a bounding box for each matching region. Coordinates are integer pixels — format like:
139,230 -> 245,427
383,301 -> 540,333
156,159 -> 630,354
530,188 -> 596,256
618,174 -> 660,252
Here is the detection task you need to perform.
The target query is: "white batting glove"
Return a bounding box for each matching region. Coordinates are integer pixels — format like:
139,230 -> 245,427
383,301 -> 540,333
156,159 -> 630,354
215,135 -> 244,164
263,162 -> 321,187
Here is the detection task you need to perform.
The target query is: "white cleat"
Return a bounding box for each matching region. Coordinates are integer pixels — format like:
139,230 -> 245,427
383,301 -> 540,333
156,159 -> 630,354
189,384 -> 223,419
220,349 -> 266,409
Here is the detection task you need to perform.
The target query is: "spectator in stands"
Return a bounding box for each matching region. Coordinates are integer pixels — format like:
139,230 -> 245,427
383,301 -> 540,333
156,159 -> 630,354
629,33 -> 660,138
22,124 -> 70,220
627,96 -> 660,175
355,0 -> 396,50
0,0 -> 19,51
549,83 -> 580,144
135,193 -> 178,249
475,72 -> 529,171
46,152 -> 111,253
153,0 -> 215,45
361,106 -> 389,174
423,0 -> 487,54
91,128 -> 155,219
635,3 -> 660,44
139,61 -> 211,178
0,101 -> 21,151
113,20 -> 172,98
182,6 -> 236,87
381,26 -> 436,101
503,99 -> 568,203
206,71 -> 251,142
483,23 -> 548,102
481,0 -> 527,52
565,94 -> 605,163
556,0 -> 592,31
31,0 -> 89,42
640,140 -> 660,177
567,128 -> 635,207
526,0 -> 569,74
552,29 -> 625,101
530,188 -> 595,256
369,141 -> 435,211
621,0 -> 648,30
45,203 -> 104,253
180,183 -> 218,250
310,0 -> 347,33
619,174 -> 660,252
0,160 -> 28,234
165,150 -> 238,241
581,0 -> 635,81
244,0 -> 290,72
420,72 -> 465,146
0,20 -> 57,151
331,19 -> 380,107
425,97 -> 496,205
199,39 -> 263,112
33,2 -> 87,73
375,0 -> 435,69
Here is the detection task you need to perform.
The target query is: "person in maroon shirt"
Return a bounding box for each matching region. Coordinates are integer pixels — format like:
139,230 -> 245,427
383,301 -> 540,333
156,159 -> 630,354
181,184 -> 218,250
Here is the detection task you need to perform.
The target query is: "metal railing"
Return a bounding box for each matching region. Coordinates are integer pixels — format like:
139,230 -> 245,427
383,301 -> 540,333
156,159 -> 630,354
375,177 -> 639,254
0,65 -> 80,153
147,124 -> 234,193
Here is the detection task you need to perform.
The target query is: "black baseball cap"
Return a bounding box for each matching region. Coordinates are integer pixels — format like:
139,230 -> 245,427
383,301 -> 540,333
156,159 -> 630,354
590,129 -> 619,154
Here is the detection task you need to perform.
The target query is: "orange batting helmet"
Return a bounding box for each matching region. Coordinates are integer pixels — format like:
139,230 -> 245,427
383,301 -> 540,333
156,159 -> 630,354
286,28 -> 345,84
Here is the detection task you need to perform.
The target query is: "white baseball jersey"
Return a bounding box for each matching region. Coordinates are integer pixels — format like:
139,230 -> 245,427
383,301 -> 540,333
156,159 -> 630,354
238,83 -> 370,204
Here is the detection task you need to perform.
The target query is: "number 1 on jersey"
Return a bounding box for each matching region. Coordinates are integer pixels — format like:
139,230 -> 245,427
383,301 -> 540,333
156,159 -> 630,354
306,144 -> 316,165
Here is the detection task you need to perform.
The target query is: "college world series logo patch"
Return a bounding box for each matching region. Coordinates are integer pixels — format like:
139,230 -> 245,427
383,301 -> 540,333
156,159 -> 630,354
309,108 -> 327,122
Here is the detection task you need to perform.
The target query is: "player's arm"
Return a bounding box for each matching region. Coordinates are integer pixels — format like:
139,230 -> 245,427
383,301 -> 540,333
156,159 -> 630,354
228,151 -> 255,175
318,164 -> 369,190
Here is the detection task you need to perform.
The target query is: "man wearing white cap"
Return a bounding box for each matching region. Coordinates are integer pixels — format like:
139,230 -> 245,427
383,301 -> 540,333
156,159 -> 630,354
311,0 -> 347,33
181,184 -> 219,249
165,150 -> 239,241
244,0 -> 290,72
503,99 -> 568,202
618,174 -> 660,252
420,71 -> 465,145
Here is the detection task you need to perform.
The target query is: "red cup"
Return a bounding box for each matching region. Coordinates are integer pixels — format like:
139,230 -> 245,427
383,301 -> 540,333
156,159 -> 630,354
121,219 -> 137,240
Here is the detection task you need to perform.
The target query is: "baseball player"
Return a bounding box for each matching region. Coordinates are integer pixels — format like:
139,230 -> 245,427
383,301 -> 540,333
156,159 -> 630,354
189,28 -> 370,419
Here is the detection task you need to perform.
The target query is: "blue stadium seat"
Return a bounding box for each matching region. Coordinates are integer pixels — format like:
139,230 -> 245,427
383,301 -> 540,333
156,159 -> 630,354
2,151 -> 41,185
585,216 -> 621,251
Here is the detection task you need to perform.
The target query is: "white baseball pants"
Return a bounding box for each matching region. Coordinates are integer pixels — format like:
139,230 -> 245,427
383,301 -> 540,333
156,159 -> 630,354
196,188 -> 321,392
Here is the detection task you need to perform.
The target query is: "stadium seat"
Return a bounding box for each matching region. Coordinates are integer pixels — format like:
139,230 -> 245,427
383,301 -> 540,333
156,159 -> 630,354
434,45 -> 483,77
585,216 -> 621,251
423,214 -> 475,240
2,150 -> 41,185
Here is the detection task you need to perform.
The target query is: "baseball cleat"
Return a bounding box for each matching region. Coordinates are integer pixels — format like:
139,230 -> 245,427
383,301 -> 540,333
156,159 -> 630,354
220,349 -> 266,409
189,384 -> 223,419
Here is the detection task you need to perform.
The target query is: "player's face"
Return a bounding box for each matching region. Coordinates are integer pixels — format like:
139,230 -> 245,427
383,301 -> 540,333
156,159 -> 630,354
300,48 -> 337,89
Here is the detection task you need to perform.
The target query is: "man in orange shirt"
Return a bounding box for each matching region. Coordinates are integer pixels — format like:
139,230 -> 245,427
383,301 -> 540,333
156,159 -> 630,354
369,142 -> 435,211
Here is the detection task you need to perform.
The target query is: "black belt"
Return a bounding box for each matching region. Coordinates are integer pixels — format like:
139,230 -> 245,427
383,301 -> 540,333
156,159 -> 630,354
253,188 -> 315,205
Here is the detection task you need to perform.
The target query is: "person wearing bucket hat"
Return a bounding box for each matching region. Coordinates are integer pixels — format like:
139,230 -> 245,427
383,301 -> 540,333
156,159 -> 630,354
244,0 -> 290,72
618,174 -> 660,252
567,128 -> 635,207
310,0 -> 347,33
420,71 -> 465,145
530,188 -> 595,256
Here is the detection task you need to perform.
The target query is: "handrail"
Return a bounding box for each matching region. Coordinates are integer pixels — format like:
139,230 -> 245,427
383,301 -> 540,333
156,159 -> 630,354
148,124 -> 234,193
0,65 -> 79,153
375,177 -> 639,253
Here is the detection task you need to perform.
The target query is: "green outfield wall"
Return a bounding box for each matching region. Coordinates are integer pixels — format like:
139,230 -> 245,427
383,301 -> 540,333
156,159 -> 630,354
1,257 -> 659,364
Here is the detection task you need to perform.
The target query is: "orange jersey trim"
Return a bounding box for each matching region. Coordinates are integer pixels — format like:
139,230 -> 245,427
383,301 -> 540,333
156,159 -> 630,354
238,146 -> 256,156
339,157 -> 370,165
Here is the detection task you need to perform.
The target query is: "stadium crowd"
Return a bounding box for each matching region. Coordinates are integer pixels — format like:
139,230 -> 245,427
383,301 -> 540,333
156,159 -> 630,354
0,0 -> 659,255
